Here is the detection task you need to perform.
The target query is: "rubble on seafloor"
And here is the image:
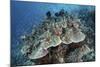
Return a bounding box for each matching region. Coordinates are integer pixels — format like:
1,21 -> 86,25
20,9 -> 95,65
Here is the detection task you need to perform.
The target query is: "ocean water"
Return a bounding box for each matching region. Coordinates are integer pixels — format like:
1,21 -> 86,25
11,1 -> 95,66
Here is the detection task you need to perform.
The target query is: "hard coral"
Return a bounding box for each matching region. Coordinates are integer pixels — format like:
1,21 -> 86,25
21,9 -> 89,64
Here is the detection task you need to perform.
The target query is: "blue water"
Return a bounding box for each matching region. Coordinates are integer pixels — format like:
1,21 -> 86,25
11,1 -> 95,66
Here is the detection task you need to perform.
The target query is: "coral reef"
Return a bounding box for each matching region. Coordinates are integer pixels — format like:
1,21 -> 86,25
20,9 -> 95,65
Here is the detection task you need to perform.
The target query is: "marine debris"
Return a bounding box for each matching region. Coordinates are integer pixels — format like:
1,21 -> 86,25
20,9 -> 95,65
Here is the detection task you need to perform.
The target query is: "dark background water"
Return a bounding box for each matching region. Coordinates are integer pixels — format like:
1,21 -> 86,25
11,1 -> 95,66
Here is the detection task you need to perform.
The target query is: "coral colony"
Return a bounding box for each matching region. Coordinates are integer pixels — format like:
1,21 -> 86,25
19,9 -> 95,65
